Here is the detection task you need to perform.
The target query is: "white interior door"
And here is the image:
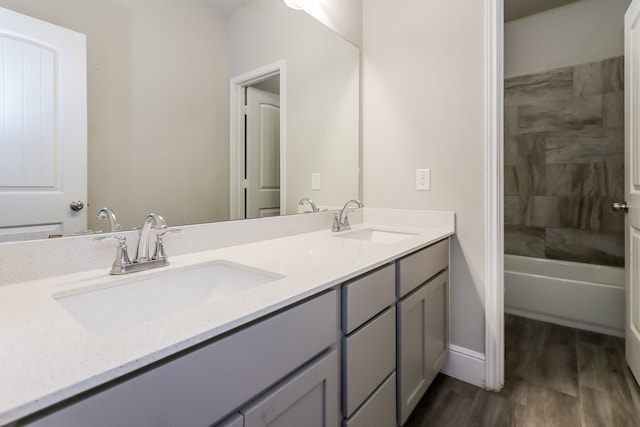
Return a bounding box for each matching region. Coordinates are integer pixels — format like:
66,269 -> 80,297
0,7 -> 87,242
625,0 -> 640,384
245,86 -> 280,219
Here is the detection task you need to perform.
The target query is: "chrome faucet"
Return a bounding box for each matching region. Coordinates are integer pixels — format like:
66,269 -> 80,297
298,198 -> 319,213
97,207 -> 121,232
332,199 -> 363,232
134,213 -> 167,263
95,212 -> 180,275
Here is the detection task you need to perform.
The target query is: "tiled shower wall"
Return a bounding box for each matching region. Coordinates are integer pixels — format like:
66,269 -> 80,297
504,56 -> 624,267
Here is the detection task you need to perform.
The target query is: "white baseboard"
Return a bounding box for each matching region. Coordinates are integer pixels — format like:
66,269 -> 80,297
441,344 -> 486,388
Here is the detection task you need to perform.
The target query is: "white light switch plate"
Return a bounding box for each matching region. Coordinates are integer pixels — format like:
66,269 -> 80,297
416,169 -> 430,191
311,173 -> 321,190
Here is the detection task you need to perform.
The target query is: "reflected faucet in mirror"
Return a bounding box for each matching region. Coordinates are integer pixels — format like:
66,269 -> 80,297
332,200 -> 363,232
97,207 -> 121,233
298,198 -> 319,213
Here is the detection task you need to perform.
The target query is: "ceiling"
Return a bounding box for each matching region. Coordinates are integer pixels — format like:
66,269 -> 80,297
504,0 -> 582,22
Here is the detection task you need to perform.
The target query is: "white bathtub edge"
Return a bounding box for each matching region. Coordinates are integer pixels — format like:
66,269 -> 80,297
504,256 -> 625,338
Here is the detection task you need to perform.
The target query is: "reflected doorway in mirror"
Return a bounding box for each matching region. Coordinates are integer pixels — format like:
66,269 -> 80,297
0,7 -> 87,242
230,61 -> 286,220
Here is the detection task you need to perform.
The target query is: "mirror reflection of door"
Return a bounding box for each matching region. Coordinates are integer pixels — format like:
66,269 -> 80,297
244,78 -> 281,219
0,7 -> 87,242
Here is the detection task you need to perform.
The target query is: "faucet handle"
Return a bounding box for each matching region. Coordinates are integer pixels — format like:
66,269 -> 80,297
331,213 -> 341,232
156,228 -> 182,238
153,228 -> 182,261
94,236 -> 132,274
94,235 -> 126,244
342,212 -> 351,229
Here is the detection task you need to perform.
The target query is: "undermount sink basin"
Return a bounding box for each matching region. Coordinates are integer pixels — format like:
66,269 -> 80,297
54,261 -> 285,335
336,228 -> 416,244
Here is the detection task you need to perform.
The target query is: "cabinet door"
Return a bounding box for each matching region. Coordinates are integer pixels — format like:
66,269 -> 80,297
242,350 -> 339,427
397,271 -> 448,425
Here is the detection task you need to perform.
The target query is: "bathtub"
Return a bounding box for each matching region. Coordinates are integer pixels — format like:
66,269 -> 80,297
504,254 -> 625,337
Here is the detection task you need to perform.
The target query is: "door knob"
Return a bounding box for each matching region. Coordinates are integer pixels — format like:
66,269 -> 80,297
612,201 -> 629,212
70,200 -> 85,211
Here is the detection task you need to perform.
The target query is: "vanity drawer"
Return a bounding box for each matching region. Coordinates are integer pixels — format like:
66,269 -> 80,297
342,306 -> 396,417
342,263 -> 395,334
397,239 -> 449,297
343,372 -> 396,427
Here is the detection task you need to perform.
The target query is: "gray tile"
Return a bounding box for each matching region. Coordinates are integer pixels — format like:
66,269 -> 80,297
558,196 -> 603,230
505,134 -> 546,166
546,228 -> 624,266
574,61 -> 602,97
573,162 -> 624,197
505,67 -> 573,107
519,95 -> 602,134
602,197 -> 626,232
602,56 -> 624,93
504,165 -> 532,196
522,196 -> 562,227
546,129 -> 623,164
530,164 -> 574,196
504,196 -> 521,225
505,106 -> 520,137
581,385 -> 640,427
603,91 -> 624,128
505,225 -> 545,257
504,136 -> 520,166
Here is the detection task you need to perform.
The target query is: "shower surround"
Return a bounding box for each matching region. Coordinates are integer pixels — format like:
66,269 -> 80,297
504,56 -> 624,267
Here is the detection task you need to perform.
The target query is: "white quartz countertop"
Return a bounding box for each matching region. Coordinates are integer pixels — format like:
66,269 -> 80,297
0,216 -> 453,425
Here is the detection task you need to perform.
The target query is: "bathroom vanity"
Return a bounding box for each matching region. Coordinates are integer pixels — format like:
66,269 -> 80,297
0,209 -> 453,427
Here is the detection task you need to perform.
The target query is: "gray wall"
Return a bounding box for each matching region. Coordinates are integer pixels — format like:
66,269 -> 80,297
504,56 -> 624,267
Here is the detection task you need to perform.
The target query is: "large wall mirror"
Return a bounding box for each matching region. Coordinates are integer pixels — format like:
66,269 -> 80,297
0,0 -> 359,242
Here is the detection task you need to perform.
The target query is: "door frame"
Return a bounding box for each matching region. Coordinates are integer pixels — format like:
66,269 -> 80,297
485,0 -> 504,391
229,61 -> 287,220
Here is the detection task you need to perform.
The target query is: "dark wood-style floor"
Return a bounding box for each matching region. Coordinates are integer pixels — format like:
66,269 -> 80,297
404,314 -> 640,427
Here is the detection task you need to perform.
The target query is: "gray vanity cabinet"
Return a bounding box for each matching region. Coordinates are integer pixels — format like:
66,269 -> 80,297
16,236 -> 451,427
341,264 -> 396,427
241,349 -> 339,427
21,290 -> 339,427
396,239 -> 449,426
